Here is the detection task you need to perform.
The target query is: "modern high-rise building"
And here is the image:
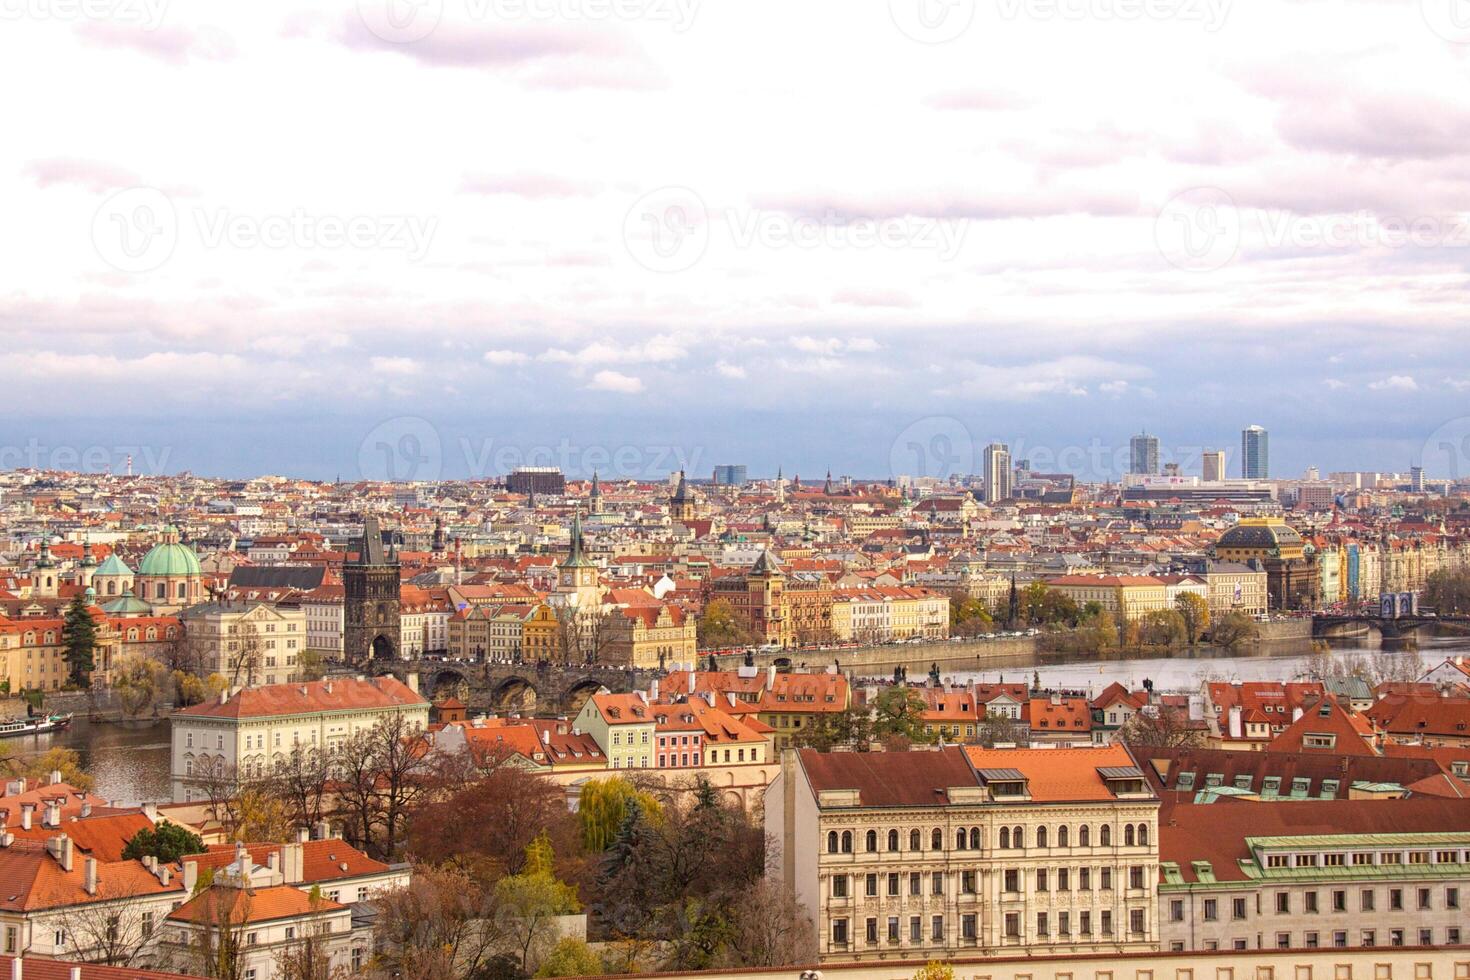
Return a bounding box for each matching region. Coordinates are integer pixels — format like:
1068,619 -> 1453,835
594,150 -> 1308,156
1129,432 -> 1159,475
1201,450 -> 1226,483
1411,465 -> 1425,492
711,464 -> 747,485
982,443 -> 1012,503
1241,425 -> 1269,479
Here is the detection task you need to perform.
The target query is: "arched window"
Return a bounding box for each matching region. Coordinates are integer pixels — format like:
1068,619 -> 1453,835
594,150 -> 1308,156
1101,825 -> 1112,847
827,831 -> 838,853
910,829 -> 922,851
841,831 -> 852,853
1037,826 -> 1049,848
44,631 -> 55,644
106,581 -> 117,596
1137,823 -> 1149,847
887,829 -> 899,851
1013,826 -> 1024,848
1124,825 -> 1135,847
127,628 -> 139,641
968,827 -> 980,850
956,829 -> 967,850
1000,826 -> 1010,849
1058,825 -> 1070,847
931,828 -> 943,850
1079,825 -> 1091,847
865,830 -> 877,852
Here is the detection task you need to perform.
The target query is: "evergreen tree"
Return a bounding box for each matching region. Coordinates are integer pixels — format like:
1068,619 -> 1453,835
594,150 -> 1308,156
62,593 -> 97,687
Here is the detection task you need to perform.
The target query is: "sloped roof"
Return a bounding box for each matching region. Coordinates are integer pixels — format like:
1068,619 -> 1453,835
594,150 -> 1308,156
798,746 -> 977,806
174,675 -> 426,719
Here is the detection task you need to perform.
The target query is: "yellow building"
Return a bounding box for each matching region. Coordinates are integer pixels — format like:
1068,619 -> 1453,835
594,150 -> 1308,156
574,692 -> 657,770
757,671 -> 852,750
604,603 -> 697,669
1045,576 -> 1170,621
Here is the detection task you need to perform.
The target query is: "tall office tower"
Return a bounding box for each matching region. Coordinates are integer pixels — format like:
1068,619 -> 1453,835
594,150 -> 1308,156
1241,425 -> 1269,479
1201,450 -> 1226,483
1129,432 -> 1160,475
983,443 -> 1012,503
1411,466 -> 1425,492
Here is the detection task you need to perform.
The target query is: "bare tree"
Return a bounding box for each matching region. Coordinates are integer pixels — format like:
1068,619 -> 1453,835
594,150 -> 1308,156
333,713 -> 438,860
368,865 -> 507,980
272,894 -> 348,980
271,745 -> 333,828
56,879 -> 160,967
723,876 -> 817,967
1120,706 -> 1206,749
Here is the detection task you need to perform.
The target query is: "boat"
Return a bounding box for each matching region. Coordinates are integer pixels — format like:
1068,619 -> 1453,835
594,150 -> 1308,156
0,713 -> 73,739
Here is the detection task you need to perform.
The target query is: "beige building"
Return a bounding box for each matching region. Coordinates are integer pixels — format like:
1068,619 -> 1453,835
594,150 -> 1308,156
768,744 -> 1161,962
169,675 -> 428,801
1046,575 -> 1170,622
604,603 -> 697,668
176,601 -> 308,688
1204,562 -> 1269,617
1160,797 -> 1470,952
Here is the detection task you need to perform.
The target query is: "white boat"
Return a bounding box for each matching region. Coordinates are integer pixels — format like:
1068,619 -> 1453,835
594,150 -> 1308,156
0,713 -> 73,739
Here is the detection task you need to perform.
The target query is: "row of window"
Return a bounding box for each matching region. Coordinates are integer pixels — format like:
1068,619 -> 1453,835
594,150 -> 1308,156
1173,927 -> 1463,952
1263,848 -> 1467,868
826,822 -> 1148,855
830,908 -> 1145,946
832,866 -> 1144,898
1177,885 -> 1461,922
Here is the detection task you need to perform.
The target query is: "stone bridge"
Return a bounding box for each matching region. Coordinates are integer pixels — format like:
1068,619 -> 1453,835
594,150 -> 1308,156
1312,614 -> 1470,642
375,659 -> 664,716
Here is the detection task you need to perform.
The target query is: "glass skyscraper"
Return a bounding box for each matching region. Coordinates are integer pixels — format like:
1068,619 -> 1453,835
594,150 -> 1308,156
1241,425 -> 1268,479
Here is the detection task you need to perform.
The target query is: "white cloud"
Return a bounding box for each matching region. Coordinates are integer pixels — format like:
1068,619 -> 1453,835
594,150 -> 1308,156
370,356 -> 421,376
1322,378 -> 1348,390
715,361 -> 747,379
587,370 -> 644,394
1368,375 -> 1418,391
484,349 -> 530,365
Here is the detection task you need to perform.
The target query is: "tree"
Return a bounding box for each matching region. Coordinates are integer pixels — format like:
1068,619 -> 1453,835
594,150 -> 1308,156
62,593 -> 98,687
495,836 -> 582,972
722,876 -> 817,967
1424,568 -> 1470,614
111,653 -> 173,717
1120,707 -> 1205,748
947,590 -> 994,638
871,686 -> 933,744
271,745 -> 333,830
272,889 -> 344,980
3,746 -> 95,791
296,649 -> 327,681
792,706 -> 872,752
696,599 -> 753,649
1210,610 -> 1258,648
578,777 -> 662,853
1137,609 -> 1187,648
57,877 -> 158,966
535,938 -> 602,978
408,764 -> 581,878
122,820 -> 205,863
333,713 -> 438,861
1175,593 -> 1210,645
973,713 -> 1023,747
176,887 -> 251,980
914,963 -> 956,980
369,865 -> 507,980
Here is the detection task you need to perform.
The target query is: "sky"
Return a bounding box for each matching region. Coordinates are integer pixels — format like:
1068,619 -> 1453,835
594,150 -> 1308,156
3,0 -> 1470,483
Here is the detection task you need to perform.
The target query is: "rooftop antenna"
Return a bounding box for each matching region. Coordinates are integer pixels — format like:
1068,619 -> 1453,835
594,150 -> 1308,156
126,454 -> 133,477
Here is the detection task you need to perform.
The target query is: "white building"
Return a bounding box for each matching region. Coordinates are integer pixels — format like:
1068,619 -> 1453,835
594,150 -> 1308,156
176,601 -> 308,687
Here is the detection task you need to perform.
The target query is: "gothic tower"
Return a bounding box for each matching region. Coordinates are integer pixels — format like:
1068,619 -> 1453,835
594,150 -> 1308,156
344,515 -> 402,664
669,470 -> 698,523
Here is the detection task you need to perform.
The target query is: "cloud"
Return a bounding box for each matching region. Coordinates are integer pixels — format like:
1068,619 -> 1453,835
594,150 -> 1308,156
925,89 -> 1030,112
831,288 -> 915,309
715,361 -> 746,379
754,187 -> 1137,222
1368,375 -> 1418,391
26,158 -> 141,193
461,173 -> 603,198
1322,378 -> 1348,390
587,369 -> 643,393
370,356 -> 421,376
76,22 -> 236,64
790,336 -> 884,354
540,335 -> 686,365
484,349 -> 530,365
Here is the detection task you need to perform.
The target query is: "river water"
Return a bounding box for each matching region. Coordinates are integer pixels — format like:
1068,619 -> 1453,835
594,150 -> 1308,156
6,635 -> 1467,806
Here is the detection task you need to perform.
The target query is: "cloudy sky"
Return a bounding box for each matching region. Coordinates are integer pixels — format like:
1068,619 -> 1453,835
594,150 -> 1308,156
4,0 -> 1469,482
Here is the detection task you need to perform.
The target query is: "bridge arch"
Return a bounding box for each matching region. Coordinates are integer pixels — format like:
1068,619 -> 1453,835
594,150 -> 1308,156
491,675 -> 539,715
561,678 -> 606,716
429,668 -> 471,702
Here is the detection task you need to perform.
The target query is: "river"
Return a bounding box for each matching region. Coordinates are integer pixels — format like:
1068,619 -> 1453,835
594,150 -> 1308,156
6,635 -> 1467,807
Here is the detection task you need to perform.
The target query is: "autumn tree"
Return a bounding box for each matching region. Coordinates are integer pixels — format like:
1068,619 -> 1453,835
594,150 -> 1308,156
1174,593 -> 1210,645
496,835 -> 582,972
333,712 -> 437,861
270,745 -> 333,829
58,877 -> 158,966
723,876 -> 817,967
871,686 -> 933,744
535,938 -> 602,978
111,653 -> 173,717
1210,610 -> 1258,648
3,746 -> 95,791
272,888 -> 345,980
578,777 -> 662,853
409,763 -> 582,878
1120,707 -> 1205,748
791,706 -> 872,752
369,865 -> 508,980
1137,609 -> 1187,647
696,599 -> 754,649
914,962 -> 956,980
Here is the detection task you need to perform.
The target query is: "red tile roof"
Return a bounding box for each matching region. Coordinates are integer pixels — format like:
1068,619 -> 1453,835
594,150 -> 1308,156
174,675 -> 426,719
798,746 -> 977,806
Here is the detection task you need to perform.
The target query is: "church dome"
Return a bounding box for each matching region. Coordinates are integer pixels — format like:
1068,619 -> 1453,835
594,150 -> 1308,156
93,553 -> 134,577
138,541 -> 202,577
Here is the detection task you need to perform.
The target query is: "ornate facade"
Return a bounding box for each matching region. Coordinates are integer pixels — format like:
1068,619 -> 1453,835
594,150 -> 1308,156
343,516 -> 401,664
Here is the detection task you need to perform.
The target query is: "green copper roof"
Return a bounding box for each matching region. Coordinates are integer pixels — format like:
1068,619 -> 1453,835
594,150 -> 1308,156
102,590 -> 154,615
137,541 -> 202,577
94,553 -> 134,577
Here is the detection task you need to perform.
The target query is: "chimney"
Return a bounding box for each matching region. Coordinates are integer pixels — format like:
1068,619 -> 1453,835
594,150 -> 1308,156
649,678 -> 659,701
767,664 -> 776,687
49,770 -> 62,785
406,672 -> 420,694
219,688 -> 229,705
688,667 -> 696,691
12,959 -> 21,980
1228,705 -> 1243,739
44,798 -> 62,828
72,968 -> 82,980
57,835 -> 74,872
324,680 -> 333,695
80,801 -> 92,818
541,729 -> 551,745
312,820 -> 331,840
143,802 -> 158,823
21,803 -> 34,831
282,841 -> 304,884
84,856 -> 97,895
296,826 -> 310,843
183,859 -> 198,893
157,864 -> 172,887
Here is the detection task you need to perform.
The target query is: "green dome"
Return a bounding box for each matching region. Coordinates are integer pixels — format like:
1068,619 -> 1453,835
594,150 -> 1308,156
102,589 -> 154,616
93,553 -> 133,577
138,541 -> 202,577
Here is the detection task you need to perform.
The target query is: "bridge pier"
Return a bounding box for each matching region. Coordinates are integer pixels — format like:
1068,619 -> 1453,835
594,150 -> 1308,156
379,659 -> 664,717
